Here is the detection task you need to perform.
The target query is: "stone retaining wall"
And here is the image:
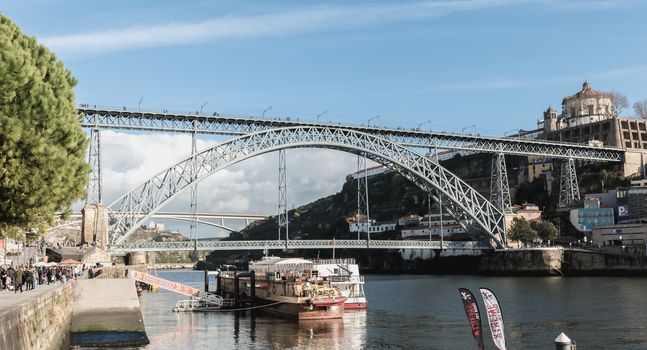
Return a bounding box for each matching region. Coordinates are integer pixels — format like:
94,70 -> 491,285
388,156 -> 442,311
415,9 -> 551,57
0,283 -> 74,350
480,248 -> 647,276
480,248 -> 564,276
93,264 -> 147,279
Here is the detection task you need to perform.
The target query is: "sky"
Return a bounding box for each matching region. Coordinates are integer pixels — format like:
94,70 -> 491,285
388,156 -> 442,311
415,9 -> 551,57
4,0 -> 647,237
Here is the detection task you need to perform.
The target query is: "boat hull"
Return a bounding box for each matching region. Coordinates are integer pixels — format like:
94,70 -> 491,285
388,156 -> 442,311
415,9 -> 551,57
256,297 -> 345,320
344,302 -> 367,309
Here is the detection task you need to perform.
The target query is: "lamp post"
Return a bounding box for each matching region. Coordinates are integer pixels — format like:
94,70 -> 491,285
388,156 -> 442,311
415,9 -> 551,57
418,120 -> 432,131
263,106 -> 272,118
200,101 -> 208,115
138,97 -> 143,111
503,128 -> 520,137
368,115 -> 380,127
461,124 -> 477,134
316,111 -> 328,123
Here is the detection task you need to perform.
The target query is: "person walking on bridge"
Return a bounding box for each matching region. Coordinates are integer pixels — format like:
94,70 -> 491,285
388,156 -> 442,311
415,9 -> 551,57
14,267 -> 23,293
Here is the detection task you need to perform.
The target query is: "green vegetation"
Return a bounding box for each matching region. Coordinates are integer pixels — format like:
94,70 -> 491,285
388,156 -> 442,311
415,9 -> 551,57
530,220 -> 557,242
0,15 -> 88,239
508,218 -> 557,245
507,217 -> 536,245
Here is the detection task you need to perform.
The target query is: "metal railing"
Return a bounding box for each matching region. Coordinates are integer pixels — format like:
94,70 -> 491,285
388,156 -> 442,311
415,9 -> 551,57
109,239 -> 491,253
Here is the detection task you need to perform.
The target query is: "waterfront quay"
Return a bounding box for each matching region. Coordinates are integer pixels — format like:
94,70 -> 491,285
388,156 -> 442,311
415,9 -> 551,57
0,265 -> 148,350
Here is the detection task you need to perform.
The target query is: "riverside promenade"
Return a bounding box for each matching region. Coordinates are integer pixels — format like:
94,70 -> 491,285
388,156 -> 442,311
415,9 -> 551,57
0,282 -> 62,309
0,282 -> 74,350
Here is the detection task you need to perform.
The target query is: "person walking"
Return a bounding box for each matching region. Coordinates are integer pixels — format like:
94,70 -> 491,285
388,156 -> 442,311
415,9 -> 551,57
24,268 -> 30,290
38,266 -> 45,285
14,267 -> 23,293
31,268 -> 38,289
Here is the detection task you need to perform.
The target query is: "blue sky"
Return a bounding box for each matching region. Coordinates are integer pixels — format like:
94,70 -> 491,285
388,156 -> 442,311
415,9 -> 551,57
5,0 -> 647,135
4,0 -> 647,237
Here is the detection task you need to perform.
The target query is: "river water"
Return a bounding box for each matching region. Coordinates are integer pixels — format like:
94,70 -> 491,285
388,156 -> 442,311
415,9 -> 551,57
135,270 -> 647,350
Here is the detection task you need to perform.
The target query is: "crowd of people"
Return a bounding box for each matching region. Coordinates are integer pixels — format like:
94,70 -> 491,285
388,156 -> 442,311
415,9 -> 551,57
0,265 -> 82,293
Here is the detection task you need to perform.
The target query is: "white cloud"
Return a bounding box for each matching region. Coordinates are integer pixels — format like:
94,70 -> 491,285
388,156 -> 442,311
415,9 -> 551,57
89,131 -> 361,236
42,0 -> 542,56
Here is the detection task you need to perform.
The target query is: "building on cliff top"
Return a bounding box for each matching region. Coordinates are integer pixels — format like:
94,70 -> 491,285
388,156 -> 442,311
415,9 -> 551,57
534,81 -> 647,177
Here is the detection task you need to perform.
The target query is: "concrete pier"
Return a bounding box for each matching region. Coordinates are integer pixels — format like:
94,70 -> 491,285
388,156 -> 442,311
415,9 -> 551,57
71,278 -> 149,347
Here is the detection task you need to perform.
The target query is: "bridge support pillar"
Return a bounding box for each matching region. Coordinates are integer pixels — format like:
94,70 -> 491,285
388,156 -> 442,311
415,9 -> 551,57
86,128 -> 102,205
278,149 -> 289,244
127,251 -> 147,265
81,204 -> 109,249
356,154 -> 370,240
558,158 -> 581,207
490,153 -> 512,214
189,121 -> 198,247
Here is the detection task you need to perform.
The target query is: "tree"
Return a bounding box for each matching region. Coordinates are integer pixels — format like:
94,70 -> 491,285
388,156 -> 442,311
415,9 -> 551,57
610,91 -> 629,114
507,217 -> 537,245
0,15 -> 89,239
530,220 -> 557,242
634,99 -> 647,119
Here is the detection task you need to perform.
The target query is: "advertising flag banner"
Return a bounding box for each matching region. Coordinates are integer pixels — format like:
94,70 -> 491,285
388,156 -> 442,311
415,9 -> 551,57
479,288 -> 507,350
458,288 -> 485,350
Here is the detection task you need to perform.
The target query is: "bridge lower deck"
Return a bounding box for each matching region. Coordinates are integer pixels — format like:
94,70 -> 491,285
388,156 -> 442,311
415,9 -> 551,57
110,239 -> 492,253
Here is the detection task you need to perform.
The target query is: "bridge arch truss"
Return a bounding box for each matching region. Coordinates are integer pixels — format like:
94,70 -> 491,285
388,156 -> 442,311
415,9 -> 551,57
108,126 -> 506,248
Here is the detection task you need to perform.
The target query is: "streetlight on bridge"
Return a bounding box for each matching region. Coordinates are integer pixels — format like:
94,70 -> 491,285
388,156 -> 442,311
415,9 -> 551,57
200,101 -> 208,115
418,120 -> 432,131
138,97 -> 143,111
368,115 -> 380,127
262,106 -> 272,118
461,124 -> 477,134
316,110 -> 328,123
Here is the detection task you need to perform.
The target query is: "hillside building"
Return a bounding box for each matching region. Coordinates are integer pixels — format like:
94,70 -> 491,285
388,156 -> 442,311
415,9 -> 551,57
569,198 -> 615,233
347,219 -> 396,233
537,81 -> 647,177
592,223 -> 647,246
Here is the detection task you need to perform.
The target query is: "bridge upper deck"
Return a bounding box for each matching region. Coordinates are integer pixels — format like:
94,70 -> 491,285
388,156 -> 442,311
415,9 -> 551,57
79,106 -> 624,162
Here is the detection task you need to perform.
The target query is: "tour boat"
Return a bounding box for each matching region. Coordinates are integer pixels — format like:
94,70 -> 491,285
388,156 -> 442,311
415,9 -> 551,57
313,258 -> 367,309
218,257 -> 346,320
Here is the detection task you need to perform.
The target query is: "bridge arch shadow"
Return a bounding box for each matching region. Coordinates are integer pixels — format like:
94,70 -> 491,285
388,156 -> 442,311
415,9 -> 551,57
108,126 -> 505,247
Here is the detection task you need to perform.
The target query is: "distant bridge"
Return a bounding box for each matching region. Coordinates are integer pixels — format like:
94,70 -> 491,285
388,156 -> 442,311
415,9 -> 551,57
54,211 -> 267,233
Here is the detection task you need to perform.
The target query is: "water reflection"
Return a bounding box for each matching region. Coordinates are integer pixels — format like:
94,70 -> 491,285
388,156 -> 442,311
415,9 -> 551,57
234,311 -> 366,350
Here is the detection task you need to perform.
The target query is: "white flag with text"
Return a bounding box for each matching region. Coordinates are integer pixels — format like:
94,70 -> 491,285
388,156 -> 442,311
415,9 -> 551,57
480,287 -> 507,350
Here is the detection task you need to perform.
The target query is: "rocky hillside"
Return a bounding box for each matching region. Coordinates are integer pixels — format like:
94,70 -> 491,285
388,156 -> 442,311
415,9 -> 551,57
204,153 -> 628,268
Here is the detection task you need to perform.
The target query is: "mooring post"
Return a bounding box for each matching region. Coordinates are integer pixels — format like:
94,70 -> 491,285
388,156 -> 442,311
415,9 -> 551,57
234,273 -> 240,308
204,269 -> 209,292
215,270 -> 221,295
555,332 -> 576,350
250,270 -> 256,306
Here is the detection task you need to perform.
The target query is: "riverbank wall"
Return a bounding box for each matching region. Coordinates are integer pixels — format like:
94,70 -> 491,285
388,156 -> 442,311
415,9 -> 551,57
0,283 -> 74,350
480,248 -> 564,276
361,247 -> 647,276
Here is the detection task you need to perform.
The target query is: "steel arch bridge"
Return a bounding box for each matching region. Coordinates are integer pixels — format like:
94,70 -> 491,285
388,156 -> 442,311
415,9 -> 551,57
107,126 -> 506,249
